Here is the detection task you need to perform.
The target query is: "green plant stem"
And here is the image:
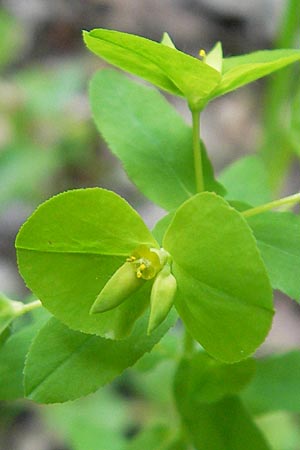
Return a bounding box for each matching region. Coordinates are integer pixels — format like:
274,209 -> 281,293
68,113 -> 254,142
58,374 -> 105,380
259,0 -> 300,194
15,299 -> 42,316
191,109 -> 204,192
243,192 -> 300,218
263,0 -> 300,130
183,328 -> 195,357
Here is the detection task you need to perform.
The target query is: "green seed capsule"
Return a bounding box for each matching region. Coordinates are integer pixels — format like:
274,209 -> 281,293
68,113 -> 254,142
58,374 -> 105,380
90,262 -> 144,314
147,264 -> 177,334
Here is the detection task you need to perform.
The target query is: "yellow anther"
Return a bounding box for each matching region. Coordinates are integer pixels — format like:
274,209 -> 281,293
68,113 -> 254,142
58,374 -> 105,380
199,49 -> 207,61
126,256 -> 136,262
139,263 -> 146,271
137,271 -> 143,278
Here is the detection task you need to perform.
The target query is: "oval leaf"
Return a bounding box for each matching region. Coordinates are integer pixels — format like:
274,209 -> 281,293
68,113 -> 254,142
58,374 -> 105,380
247,211 -> 300,302
242,350 -> 300,414
16,188 -> 158,337
0,308 -> 49,400
163,192 -> 274,362
90,70 -> 225,211
24,311 -> 176,403
174,352 -> 269,449
175,394 -> 271,450
174,351 -> 256,405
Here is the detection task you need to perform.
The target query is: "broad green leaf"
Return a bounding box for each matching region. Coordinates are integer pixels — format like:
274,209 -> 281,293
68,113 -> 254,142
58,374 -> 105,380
152,212 -> 175,246
84,29 -> 221,109
213,49 -> 300,98
175,394 -> 271,450
163,192 -> 274,362
0,308 -> 49,400
174,351 -> 256,405
219,155 -> 272,206
247,211 -> 300,301
90,69 -> 225,211
174,353 -> 270,449
242,350 -> 300,414
16,188 -> 158,338
24,311 -> 176,403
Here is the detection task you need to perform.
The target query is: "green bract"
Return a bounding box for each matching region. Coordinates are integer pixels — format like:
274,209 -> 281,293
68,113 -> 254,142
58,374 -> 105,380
84,28 -> 300,110
83,28 -> 221,110
16,188 -> 273,362
16,188 -> 158,339
163,192 -> 274,362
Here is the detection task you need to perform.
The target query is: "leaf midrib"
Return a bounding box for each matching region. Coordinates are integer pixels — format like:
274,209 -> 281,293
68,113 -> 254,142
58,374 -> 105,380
25,332 -> 95,399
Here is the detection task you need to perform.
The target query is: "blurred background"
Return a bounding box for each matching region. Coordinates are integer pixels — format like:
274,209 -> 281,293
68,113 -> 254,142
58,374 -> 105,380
0,0 -> 300,449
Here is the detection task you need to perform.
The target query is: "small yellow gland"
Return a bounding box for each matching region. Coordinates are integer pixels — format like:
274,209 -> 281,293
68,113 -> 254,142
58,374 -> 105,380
199,48 -> 207,62
130,245 -> 169,280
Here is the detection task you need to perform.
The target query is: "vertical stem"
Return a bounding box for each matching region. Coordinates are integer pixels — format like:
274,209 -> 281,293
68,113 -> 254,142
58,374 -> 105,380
191,109 -> 204,193
184,108 -> 202,358
259,0 -> 300,193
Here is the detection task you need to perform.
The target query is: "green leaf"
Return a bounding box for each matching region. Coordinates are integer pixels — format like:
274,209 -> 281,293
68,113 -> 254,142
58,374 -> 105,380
90,69 -> 225,211
242,350 -> 300,414
24,311 -> 176,403
0,308 -> 49,400
152,212 -> 175,246
174,351 -> 256,405
247,211 -> 300,301
213,49 -> 300,98
84,29 -> 221,109
219,155 -> 272,206
174,352 -> 270,449
176,395 -> 271,450
16,188 -> 158,338
163,192 -> 274,362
